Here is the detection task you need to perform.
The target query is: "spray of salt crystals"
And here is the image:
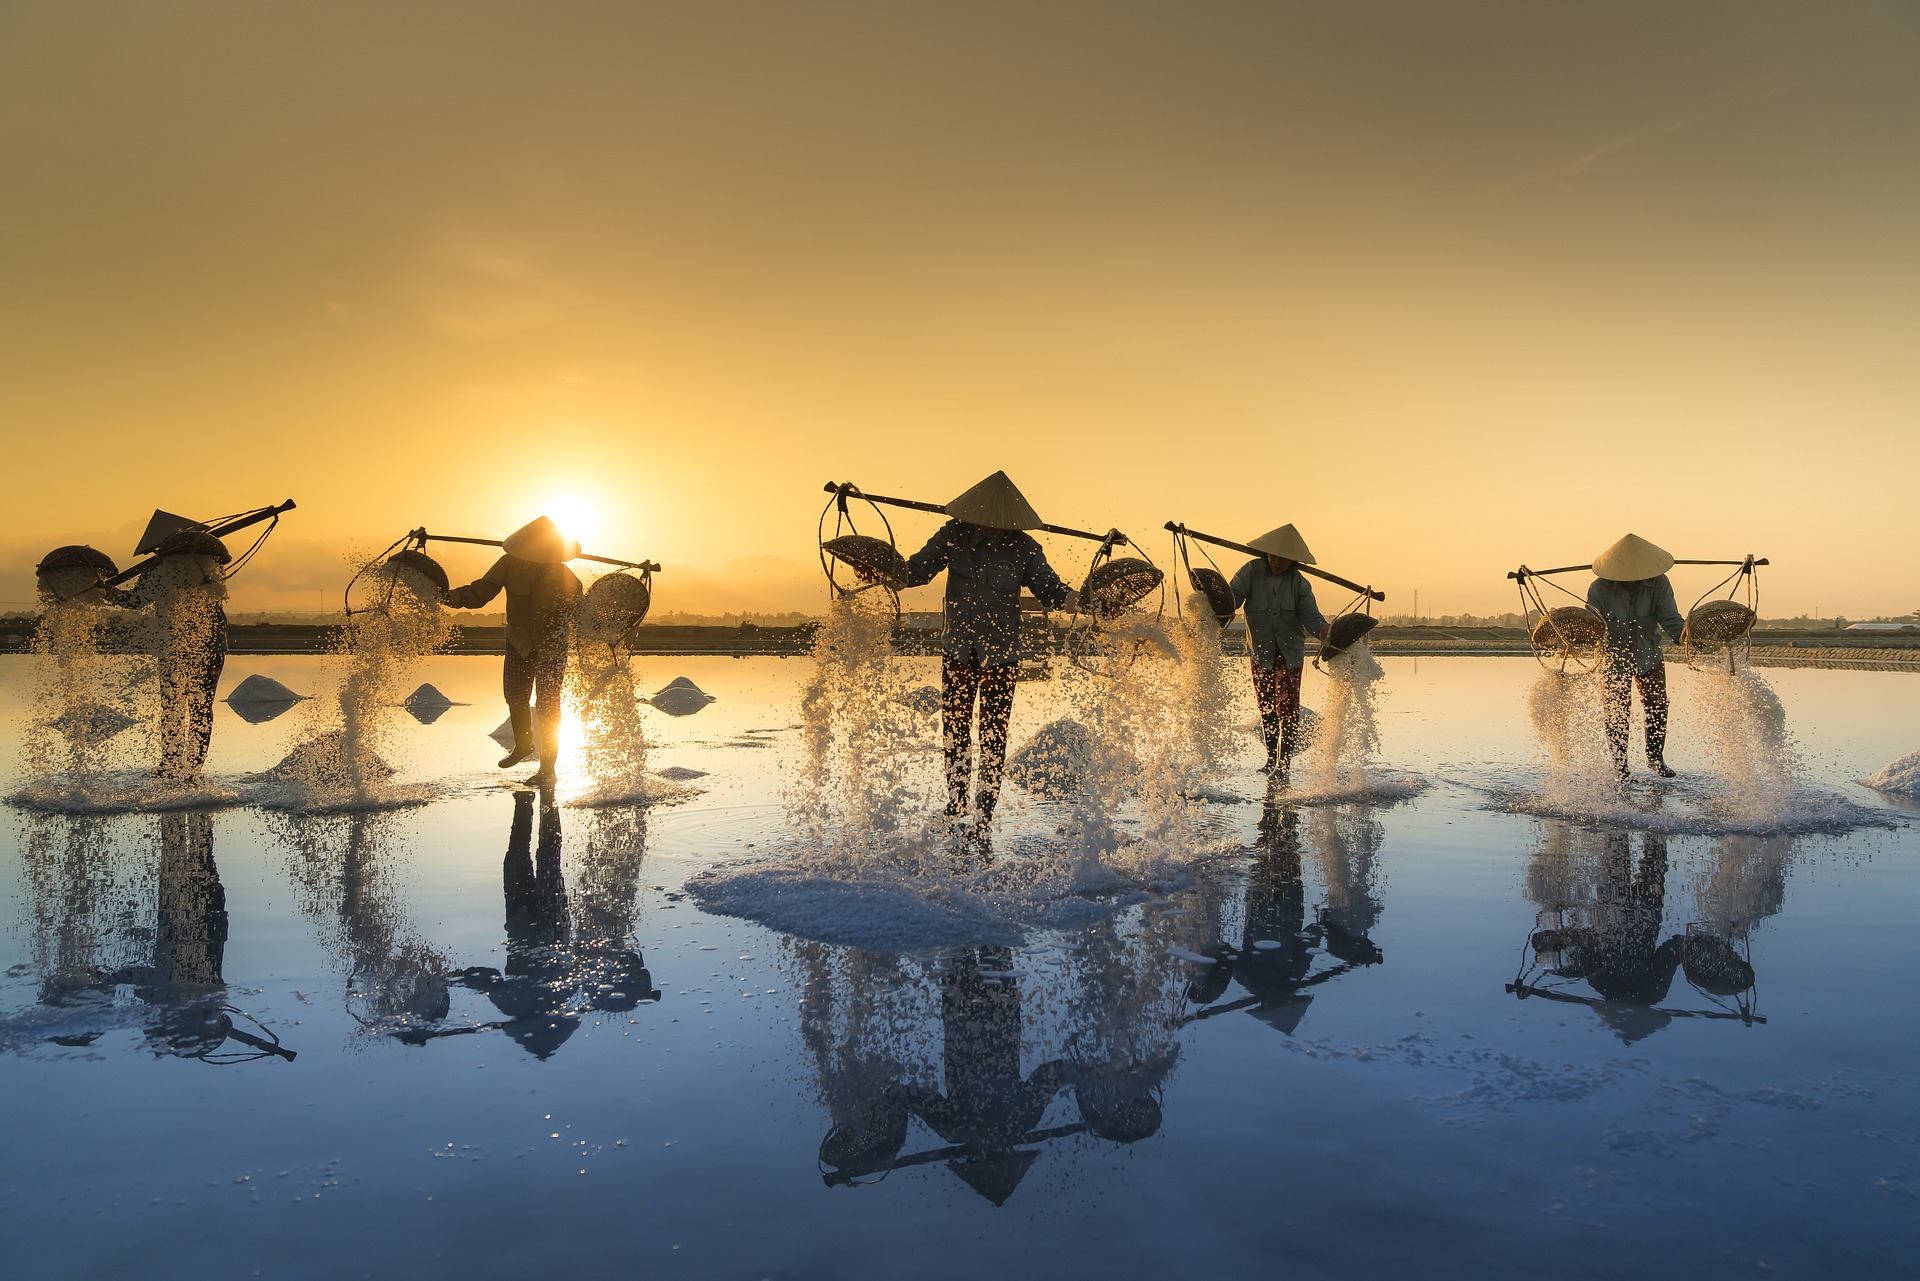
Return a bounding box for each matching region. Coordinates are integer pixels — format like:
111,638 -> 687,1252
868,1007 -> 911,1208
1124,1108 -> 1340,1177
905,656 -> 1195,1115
24,593 -> 150,787
1526,666 -> 1614,801
566,575 -> 656,804
270,559 -> 452,805
790,593 -> 933,869
1053,612 -> 1208,875
1683,655 -> 1804,825
1299,640 -> 1386,794
1163,593 -> 1241,781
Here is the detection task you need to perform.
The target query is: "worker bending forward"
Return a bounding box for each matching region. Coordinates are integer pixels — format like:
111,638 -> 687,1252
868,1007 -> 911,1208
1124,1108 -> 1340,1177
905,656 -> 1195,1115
1587,533 -> 1685,784
1230,525 -> 1330,776
903,471 -> 1078,832
445,516 -> 583,785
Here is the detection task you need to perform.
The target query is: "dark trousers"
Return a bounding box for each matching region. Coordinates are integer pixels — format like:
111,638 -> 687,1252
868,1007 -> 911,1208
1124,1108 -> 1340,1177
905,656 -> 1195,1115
1250,661 -> 1305,759
942,658 -> 1018,816
1602,660 -> 1669,769
503,644 -> 568,734
159,641 -> 226,777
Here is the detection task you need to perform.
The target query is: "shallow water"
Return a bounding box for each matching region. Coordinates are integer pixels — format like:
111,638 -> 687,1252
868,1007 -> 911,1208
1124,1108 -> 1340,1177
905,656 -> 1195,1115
2,654 -> 1916,1279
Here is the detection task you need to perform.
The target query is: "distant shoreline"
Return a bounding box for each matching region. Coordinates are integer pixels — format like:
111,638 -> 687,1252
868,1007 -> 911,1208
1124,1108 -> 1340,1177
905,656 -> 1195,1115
3,620 -> 1912,668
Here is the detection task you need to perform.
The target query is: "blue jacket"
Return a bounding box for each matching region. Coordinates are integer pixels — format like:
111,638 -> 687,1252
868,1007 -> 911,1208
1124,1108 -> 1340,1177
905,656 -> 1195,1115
1230,559 -> 1326,670
1586,575 -> 1684,673
904,520 -> 1071,666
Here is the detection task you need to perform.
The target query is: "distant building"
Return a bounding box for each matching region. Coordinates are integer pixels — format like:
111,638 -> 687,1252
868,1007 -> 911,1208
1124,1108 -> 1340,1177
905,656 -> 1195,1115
1845,622 -> 1919,632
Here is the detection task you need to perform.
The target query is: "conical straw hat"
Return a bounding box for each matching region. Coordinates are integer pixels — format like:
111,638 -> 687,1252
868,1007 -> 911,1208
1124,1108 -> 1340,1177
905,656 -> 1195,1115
944,471 -> 1042,531
1592,533 -> 1673,582
1247,524 -> 1315,564
502,515 -> 581,564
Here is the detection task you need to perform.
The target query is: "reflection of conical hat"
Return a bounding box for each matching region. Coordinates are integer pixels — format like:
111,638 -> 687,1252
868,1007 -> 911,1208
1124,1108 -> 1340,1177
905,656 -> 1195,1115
502,515 -> 581,564
944,471 -> 1042,530
1592,533 -> 1673,582
1247,524 -> 1315,564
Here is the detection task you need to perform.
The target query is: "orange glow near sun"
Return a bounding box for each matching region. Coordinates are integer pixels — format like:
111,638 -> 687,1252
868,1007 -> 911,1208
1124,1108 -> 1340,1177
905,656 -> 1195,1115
543,493 -> 602,547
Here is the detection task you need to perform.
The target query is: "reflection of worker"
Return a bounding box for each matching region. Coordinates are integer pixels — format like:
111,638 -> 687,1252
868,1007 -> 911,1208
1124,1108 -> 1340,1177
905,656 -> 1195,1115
1229,526 -> 1330,775
444,516 -> 583,785
124,532 -> 231,782
903,472 -> 1078,829
901,946 -> 1074,1205
1587,534 -> 1685,783
454,792 -> 658,1059
1530,831 -> 1682,1043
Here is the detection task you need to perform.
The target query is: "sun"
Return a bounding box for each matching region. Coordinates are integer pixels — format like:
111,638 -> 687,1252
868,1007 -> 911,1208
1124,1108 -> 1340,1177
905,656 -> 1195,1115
543,492 -> 602,546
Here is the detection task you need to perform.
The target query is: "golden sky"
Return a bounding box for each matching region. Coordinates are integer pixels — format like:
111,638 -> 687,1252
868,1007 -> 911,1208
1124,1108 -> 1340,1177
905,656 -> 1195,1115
3,2 -> 1915,618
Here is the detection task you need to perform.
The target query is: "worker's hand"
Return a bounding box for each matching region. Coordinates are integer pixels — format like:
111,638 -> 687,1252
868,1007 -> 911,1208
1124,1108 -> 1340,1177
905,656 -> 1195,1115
1318,622 -> 1331,641
1062,589 -> 1082,614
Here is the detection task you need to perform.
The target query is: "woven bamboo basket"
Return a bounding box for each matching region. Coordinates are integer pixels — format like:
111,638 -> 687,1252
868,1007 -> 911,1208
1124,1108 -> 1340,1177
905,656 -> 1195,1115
1081,558 -> 1163,615
821,534 -> 909,589
1320,613 -> 1378,661
1531,605 -> 1606,653
1682,599 -> 1756,649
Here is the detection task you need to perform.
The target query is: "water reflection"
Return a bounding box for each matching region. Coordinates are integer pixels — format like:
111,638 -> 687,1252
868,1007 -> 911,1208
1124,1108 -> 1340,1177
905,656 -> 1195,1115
5,811 -> 294,1061
801,920 -> 1186,1202
1512,822 -> 1772,1037
1184,790 -> 1385,1032
437,796 -> 660,1057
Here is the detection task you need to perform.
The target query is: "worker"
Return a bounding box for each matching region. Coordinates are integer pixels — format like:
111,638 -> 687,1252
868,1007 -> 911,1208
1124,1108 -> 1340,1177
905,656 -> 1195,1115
1229,525 -> 1330,776
1586,533 -> 1685,782
902,471 -> 1079,833
126,531 -> 232,782
444,516 -> 583,785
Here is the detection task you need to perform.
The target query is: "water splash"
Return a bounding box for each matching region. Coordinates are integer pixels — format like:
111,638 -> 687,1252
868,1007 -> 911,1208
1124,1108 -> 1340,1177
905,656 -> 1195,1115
1525,665 -> 1615,803
18,598 -> 150,796
252,559 -> 450,810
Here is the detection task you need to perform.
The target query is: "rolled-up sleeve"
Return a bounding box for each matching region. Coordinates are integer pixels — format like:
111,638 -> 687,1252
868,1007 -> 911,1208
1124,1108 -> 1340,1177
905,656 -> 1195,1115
903,525 -> 953,589
446,557 -> 509,610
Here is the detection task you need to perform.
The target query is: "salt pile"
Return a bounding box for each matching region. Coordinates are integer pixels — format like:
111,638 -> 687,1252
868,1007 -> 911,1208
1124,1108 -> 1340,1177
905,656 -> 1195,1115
401,683 -> 455,724
649,677 -> 716,717
225,674 -> 306,724
1007,719 -> 1115,799
1863,749 -> 1920,796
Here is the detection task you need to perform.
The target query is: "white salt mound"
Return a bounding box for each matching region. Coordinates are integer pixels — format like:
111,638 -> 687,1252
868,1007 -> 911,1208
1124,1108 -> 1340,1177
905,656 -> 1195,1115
261,730 -> 395,784
1865,750 -> 1920,796
403,683 -> 455,713
649,677 -> 715,717
226,674 -> 305,705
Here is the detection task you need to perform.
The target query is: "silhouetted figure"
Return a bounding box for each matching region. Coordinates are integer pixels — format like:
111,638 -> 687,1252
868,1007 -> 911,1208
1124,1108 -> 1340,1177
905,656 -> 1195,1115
1586,533 -> 1686,782
444,515 -> 583,785
120,531 -> 232,781
902,472 -> 1078,830
1229,525 -> 1330,775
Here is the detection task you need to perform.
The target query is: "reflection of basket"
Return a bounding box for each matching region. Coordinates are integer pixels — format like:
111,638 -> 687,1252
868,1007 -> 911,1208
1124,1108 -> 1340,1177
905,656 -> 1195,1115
1081,558 -> 1163,615
1531,606 -> 1605,653
1188,566 -> 1235,624
578,572 -> 652,645
821,534 -> 908,589
384,548 -> 449,595
1682,599 -> 1755,650
1681,928 -> 1755,995
1320,613 -> 1377,661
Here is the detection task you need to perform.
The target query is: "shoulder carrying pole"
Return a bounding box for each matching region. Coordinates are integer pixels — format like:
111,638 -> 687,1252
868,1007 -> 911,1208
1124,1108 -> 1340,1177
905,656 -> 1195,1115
1509,556 -> 1768,582
1164,521 -> 1385,602
825,481 -> 1127,546
102,499 -> 298,587
410,529 -> 662,573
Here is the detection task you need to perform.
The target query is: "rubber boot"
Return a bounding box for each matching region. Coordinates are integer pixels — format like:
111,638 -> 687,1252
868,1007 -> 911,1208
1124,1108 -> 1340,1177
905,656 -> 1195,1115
1259,729 -> 1279,774
525,709 -> 560,786
1648,756 -> 1676,779
498,706 -> 536,769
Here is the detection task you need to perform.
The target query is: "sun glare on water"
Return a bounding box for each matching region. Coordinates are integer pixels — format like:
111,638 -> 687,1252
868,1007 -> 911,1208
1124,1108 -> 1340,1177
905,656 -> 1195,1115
544,492 -> 602,546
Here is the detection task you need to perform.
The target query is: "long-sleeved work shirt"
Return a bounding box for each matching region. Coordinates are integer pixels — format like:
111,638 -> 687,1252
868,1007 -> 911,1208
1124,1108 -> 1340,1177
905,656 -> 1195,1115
447,555 -> 582,658
1586,575 -> 1684,673
1229,559 -> 1327,671
904,519 -> 1071,667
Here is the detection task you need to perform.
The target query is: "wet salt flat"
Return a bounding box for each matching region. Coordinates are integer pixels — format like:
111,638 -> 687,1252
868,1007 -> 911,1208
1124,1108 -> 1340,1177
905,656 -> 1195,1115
3,652 -> 1918,1279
